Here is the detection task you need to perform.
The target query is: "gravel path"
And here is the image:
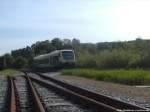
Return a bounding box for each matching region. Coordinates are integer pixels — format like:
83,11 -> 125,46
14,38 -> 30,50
42,73 -> 150,109
0,76 -> 8,112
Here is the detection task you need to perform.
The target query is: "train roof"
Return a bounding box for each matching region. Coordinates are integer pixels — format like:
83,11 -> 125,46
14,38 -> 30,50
34,49 -> 74,60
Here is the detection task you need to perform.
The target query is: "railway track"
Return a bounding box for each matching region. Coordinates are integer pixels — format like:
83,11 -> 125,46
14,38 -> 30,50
27,72 -> 150,112
14,76 -> 35,112
0,72 -> 149,112
0,76 -> 9,112
33,80 -> 96,112
8,75 -> 45,112
27,73 -> 98,112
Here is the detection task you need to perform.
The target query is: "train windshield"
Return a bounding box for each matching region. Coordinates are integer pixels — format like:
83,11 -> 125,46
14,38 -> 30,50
62,51 -> 74,60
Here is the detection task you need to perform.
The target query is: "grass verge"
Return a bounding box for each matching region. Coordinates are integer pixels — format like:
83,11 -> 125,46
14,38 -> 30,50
61,69 -> 150,85
0,69 -> 22,76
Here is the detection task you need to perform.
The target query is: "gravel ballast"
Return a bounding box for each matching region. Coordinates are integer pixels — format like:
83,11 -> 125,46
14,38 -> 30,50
28,73 -> 97,112
33,82 -> 96,112
14,76 -> 35,112
0,76 -> 8,112
42,72 -> 150,109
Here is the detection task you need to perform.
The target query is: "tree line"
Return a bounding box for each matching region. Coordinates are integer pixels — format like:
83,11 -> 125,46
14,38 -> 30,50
0,38 -> 78,69
1,38 -> 150,70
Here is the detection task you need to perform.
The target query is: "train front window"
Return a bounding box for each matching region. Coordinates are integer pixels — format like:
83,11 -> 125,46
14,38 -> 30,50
62,51 -> 74,60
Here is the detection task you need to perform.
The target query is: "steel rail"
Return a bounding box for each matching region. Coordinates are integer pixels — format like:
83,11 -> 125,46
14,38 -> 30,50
9,77 -> 17,112
35,73 -> 149,112
25,75 -> 46,112
29,75 -> 126,112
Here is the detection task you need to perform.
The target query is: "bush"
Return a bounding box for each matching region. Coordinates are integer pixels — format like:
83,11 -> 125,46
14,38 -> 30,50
93,49 -> 143,69
13,56 -> 28,68
76,50 -> 97,68
62,69 -> 150,85
4,54 -> 14,68
96,50 -> 130,69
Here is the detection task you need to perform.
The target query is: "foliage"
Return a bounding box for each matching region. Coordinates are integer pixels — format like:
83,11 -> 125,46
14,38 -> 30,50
0,69 -> 22,76
12,46 -> 33,59
51,38 -> 63,50
95,49 -> 141,69
62,69 -> 150,85
13,56 -> 28,68
0,56 -> 4,70
4,54 -> 14,68
31,40 -> 55,56
1,37 -> 150,69
75,50 -> 97,68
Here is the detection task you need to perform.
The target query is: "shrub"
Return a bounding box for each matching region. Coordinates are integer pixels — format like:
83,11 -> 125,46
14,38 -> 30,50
94,49 -> 143,69
13,56 -> 28,68
96,50 -> 131,69
76,50 -> 97,68
62,69 -> 150,85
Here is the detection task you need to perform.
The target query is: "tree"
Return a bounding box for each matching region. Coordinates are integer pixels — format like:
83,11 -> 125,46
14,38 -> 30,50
51,38 -> 62,50
0,56 -> 4,70
11,46 -> 33,60
2,37 -> 150,69
4,54 -> 14,68
31,40 -> 55,56
62,39 -> 73,49
13,56 -> 28,68
72,38 -> 80,46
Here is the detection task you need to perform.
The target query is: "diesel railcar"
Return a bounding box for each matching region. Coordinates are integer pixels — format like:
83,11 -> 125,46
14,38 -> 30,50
33,49 -> 75,69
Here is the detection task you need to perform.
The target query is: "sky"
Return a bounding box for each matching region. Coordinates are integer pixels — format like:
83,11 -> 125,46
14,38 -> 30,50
0,0 -> 150,55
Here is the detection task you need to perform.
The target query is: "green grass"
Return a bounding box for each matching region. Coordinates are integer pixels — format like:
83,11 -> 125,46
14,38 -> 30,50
0,69 -> 22,76
61,69 -> 150,85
